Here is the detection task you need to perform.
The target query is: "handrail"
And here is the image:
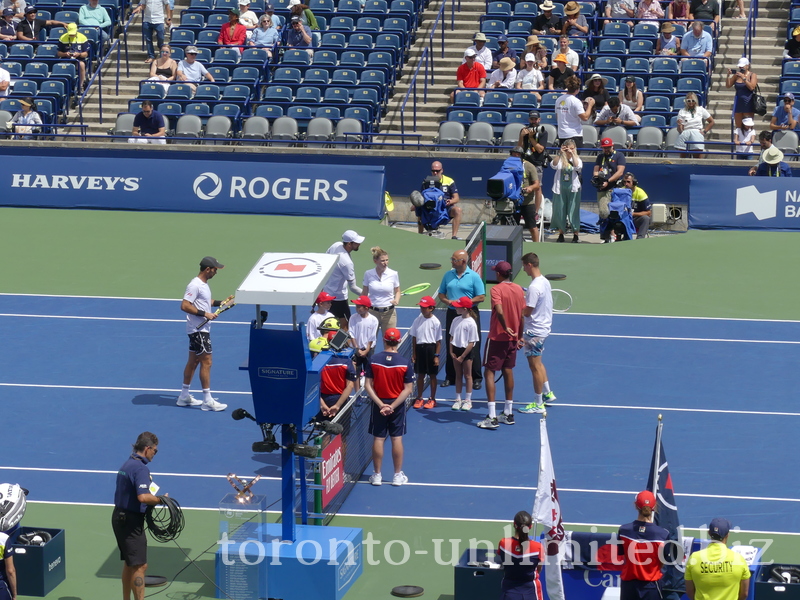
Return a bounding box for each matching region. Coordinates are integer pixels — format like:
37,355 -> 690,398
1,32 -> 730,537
428,0 -> 447,60
400,45 -> 429,142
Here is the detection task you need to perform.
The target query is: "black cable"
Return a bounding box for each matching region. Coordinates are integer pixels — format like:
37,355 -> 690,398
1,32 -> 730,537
145,496 -> 185,543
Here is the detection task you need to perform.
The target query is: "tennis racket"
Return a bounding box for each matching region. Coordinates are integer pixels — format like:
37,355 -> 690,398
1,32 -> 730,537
552,289 -> 572,313
400,282 -> 431,296
196,297 -> 236,329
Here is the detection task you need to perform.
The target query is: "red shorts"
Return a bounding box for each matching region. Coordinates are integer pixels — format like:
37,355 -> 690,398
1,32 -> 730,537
483,339 -> 518,371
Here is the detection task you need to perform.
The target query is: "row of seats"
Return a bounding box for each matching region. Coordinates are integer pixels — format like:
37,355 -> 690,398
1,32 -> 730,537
447,109 -> 680,129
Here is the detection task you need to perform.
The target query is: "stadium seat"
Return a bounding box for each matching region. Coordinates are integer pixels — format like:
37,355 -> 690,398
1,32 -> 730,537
157,102 -> 183,131
643,95 -> 671,112
197,29 -> 219,45
216,0 -> 239,11
337,0 -> 361,11
273,67 -> 302,84
343,106 -> 370,128
640,114 -> 667,128
242,116 -> 270,144
436,121 -> 465,147
306,116 -> 334,144
309,0 -> 334,16
296,86 -> 322,103
632,23 -> 658,38
448,110 -> 474,124
677,77 -> 703,95
12,79 -> 37,96
465,121 -> 494,151
597,38 -> 626,54
652,57 -> 679,74
23,62 -> 49,78
511,93 -> 538,109
264,85 -> 293,102
54,10 -> 78,21
304,68 -> 330,84
594,56 -> 622,72
367,51 -> 393,69
329,16 -> 354,30
635,126 -> 664,151
139,82 -> 166,99
680,58 -> 708,76
1,62 -> 22,78
647,77 -> 673,93
602,22 -> 630,36
231,66 -> 259,84
487,1 -> 512,15
240,48 -> 269,64
581,123 -> 598,148
214,48 -> 240,64
514,2 -> 538,16
629,39 -> 654,55
254,104 -> 284,119
332,68 -> 358,85
207,66 -> 230,82
361,69 -> 385,87
109,113 -> 135,140
204,115 -> 232,143
480,19 -> 506,36
322,32 -> 346,47
175,114 -> 203,139
171,29 -> 195,45
356,17 -> 381,31
508,20 -> 531,35
323,87 -> 350,103
773,130 -> 799,155
505,111 -> 528,125
483,91 -> 509,108
601,125 -> 627,147
35,44 -> 59,58
317,106 -> 341,120
180,12 -> 205,29
783,61 -> 800,79
353,88 -> 379,110
625,57 -> 650,73
281,49 -> 311,65
270,116 -> 299,145
348,33 -> 374,48
222,84 -> 251,101
335,117 -> 363,147
314,50 -> 338,66
208,13 -> 229,27
9,44 -> 34,59
453,90 -> 481,107
781,80 -> 800,96
190,0 -> 213,9
540,92 -> 560,109
364,0 -> 388,11
340,51 -> 365,67
185,103 -> 211,117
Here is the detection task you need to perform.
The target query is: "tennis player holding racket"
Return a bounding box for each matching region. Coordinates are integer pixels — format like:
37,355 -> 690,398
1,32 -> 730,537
176,256 -> 233,412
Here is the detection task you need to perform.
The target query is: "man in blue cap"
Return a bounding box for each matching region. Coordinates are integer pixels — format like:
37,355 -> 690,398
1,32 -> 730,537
492,34 -> 518,70
685,518 -> 751,600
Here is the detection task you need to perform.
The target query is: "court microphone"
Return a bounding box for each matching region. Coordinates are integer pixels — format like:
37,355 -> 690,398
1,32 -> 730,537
287,443 -> 319,459
232,408 -> 256,422
319,421 -> 344,435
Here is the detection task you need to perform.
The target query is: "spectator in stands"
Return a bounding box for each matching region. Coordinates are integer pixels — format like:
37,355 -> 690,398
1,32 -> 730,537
593,137 -> 626,220
1,0 -> 25,23
604,0 -> 634,27
680,20 -> 712,58
532,0 -> 562,35
547,53 -> 574,90
238,0 -> 258,31
581,73 -> 610,114
16,6 -> 66,41
734,117 -> 755,159
176,45 -> 215,91
561,1 -> 588,36
134,0 -> 170,63
147,43 -> 177,93
770,93 -> 800,132
250,15 -> 280,57
518,111 -> 547,241
0,63 -> 8,97
129,99 -> 166,144
619,76 -> 643,111
555,75 -> 594,146
289,0 -> 320,46
525,35 -> 548,71
688,0 -> 718,30
468,33 -> 493,72
285,15 -> 313,58
492,35 -> 518,69
656,22 -> 680,55
10,96 -> 41,139
79,0 -> 111,43
595,96 -> 640,128
218,8 -> 247,52
726,57 -> 757,130
753,146 -> 793,177
553,34 -> 579,71
488,57 -> 517,89
57,23 -> 90,94
516,54 -> 543,97
675,91 -> 714,158
622,172 -> 651,238
550,138 -> 582,243
748,130 -> 773,175
785,26 -> 800,59
636,0 -> 664,26
667,0 -> 690,23
450,48 -> 486,102
0,8 -> 16,41
264,3 -> 283,30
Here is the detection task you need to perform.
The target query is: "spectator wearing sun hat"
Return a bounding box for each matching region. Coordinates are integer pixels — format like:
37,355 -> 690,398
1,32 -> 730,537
488,57 -> 517,89
685,518 -> 751,600
492,34 -> 518,70
547,53 -> 575,90
581,73 -> 610,113
561,1 -> 588,36
525,35 -> 549,71
532,0 -> 561,35
656,22 -> 680,55
754,146 -> 793,177
785,26 -> 800,59
451,48 -> 487,102
618,491 -> 669,600
466,32 -> 493,72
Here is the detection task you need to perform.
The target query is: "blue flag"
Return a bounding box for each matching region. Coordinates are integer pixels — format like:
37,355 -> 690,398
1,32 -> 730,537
647,422 -> 685,600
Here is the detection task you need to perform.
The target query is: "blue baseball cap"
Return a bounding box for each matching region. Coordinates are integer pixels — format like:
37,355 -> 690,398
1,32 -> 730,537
2,8 -> 14,16
709,518 -> 732,540
497,34 -> 508,42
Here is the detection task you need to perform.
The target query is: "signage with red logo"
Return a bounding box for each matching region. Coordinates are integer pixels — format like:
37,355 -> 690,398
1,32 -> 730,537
321,435 -> 344,508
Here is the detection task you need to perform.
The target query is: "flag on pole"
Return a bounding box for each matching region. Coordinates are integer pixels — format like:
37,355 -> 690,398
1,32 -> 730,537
647,419 -> 685,600
533,417 -> 566,600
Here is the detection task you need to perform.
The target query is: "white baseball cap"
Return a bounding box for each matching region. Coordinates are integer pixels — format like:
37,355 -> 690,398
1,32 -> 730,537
524,52 -> 536,62
342,230 -> 365,244
464,48 -> 477,57
737,57 -> 750,68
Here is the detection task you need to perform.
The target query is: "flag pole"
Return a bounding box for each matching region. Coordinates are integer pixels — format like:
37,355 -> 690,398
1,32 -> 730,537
531,411 -> 547,540
652,414 -> 663,496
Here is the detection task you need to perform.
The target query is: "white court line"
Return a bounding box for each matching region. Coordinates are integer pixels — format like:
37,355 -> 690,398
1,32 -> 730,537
0,313 -> 285,327
551,332 -> 800,345
0,382 -> 252,394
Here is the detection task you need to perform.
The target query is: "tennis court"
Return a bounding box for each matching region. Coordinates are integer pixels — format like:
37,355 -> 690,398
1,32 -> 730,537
2,207 -> 799,599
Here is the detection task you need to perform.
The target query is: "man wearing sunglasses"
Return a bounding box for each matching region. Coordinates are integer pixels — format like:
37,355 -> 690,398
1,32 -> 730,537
417,161 -> 462,240
770,92 -> 800,132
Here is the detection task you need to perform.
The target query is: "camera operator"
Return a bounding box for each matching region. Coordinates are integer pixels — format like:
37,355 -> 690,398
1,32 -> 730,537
517,111 -> 548,241
622,172 -> 651,239
511,146 -> 541,239
593,137 -> 626,222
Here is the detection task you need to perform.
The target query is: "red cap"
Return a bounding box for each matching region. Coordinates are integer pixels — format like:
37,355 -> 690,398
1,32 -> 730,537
351,295 -> 372,307
451,296 -> 473,308
635,491 -> 656,509
384,327 -> 402,341
492,261 -> 512,275
600,137 -> 614,148
316,291 -> 336,303
418,296 -> 436,308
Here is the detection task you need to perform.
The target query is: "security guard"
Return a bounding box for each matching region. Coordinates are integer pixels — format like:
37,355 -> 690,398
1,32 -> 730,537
686,518 -> 750,600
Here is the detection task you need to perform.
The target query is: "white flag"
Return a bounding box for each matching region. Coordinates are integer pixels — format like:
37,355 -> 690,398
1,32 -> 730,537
533,418 -> 566,600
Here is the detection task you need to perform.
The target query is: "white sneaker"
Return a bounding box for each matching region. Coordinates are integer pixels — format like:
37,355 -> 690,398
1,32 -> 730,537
369,472 -> 382,486
451,399 -> 463,410
201,398 -> 227,412
392,472 -> 408,486
461,400 -> 472,411
176,394 -> 202,407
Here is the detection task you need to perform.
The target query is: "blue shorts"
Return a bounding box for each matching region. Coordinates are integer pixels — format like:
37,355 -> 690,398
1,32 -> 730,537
523,332 -> 546,357
369,402 -> 407,438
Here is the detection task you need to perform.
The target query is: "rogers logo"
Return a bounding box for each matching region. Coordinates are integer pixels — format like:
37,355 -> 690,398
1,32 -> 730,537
193,172 -> 222,200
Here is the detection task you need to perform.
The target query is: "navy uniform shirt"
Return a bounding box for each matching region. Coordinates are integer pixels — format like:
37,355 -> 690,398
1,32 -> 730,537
618,520 -> 668,581
0,531 -> 13,584
320,354 -> 357,399
497,537 -> 543,582
365,351 -> 414,400
133,110 -> 165,135
114,453 -> 153,513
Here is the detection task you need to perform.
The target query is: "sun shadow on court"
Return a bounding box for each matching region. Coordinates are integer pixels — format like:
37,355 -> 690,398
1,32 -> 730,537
436,595 -> 455,600
96,546 -> 218,589
132,393 -> 180,407
416,408 -> 481,426
249,453 -> 282,478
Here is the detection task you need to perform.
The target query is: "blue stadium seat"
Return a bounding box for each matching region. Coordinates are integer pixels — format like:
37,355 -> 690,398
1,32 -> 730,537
304,68 -> 330,84
508,20 -> 531,35
213,103 -> 241,119
348,33 -> 374,48
367,51 -> 393,68
254,104 -> 284,119
166,83 -> 195,99
640,114 -> 667,128
540,112 -> 557,126
340,50 -> 365,67
680,58 -> 708,75
309,0 -> 334,16
0,98 -> 22,113
578,2 -> 593,14
625,57 -> 650,73
9,44 -> 34,60
629,39 -> 653,54
323,87 -> 350,103
171,29 -> 196,45
23,62 -> 49,78
676,77 -> 703,94
329,16 -> 354,30
207,13 -> 228,27
783,61 -> 800,79
194,84 -> 221,101
190,0 -> 213,9
273,67 -> 302,83
287,105 -> 313,120
633,23 -> 658,38
644,95 -> 671,112
505,110 -> 528,124
597,38 -> 626,54
540,92 -> 560,109
332,68 -> 358,85
231,66 -> 259,84
316,106 -> 341,120
138,82 -> 166,99
240,48 -> 268,65
647,77 -> 673,93
281,49 -> 311,65
314,50 -> 338,65
481,19 -> 506,36
36,10 -> 52,20
157,102 -> 184,128
12,79 -> 37,96
511,92 -> 538,109
781,80 -> 800,96
1,62 -> 22,77
34,98 -> 53,123
375,33 -> 401,55
453,90 -> 481,107
296,86 -> 322,103
214,48 -> 240,64
448,109 -> 474,124
35,44 -> 59,58
364,0 -> 387,11
483,91 -> 509,108
652,57 -> 679,74
514,2 -> 538,16
264,85 -> 293,102
337,0 -> 361,11
207,66 -> 230,82
356,17 -> 381,31
594,56 -> 622,71
216,0 -> 238,10
507,37 -> 527,54
222,84 -> 251,101
38,81 -> 66,115
602,22 -> 630,36
195,47 -> 213,62
487,1 -> 512,15
322,32 -> 346,47
197,29 -> 218,45
180,12 -> 205,29
352,87 -> 379,109
344,106 -> 370,127
360,69 -> 385,86
54,10 -> 78,21
388,0 -> 413,14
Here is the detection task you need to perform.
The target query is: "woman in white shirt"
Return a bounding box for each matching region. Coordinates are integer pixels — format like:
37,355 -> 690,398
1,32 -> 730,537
515,53 -> 543,100
488,57 -> 517,90
550,139 -> 582,243
675,92 -> 714,158
362,246 -> 400,334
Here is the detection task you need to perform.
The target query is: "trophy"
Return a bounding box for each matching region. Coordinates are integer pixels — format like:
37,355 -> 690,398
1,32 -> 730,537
226,473 -> 262,503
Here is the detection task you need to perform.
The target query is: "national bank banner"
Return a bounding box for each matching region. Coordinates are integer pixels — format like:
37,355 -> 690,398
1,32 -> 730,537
1,157 -> 386,219
690,175 -> 800,230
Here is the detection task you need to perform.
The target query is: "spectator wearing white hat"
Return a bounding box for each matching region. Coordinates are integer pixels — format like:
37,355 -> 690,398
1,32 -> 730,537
466,32 -> 493,72
515,54 -> 543,96
238,0 -> 258,29
487,57 -> 517,89
450,48 -> 486,103
734,116 -> 755,158
726,56 -> 757,130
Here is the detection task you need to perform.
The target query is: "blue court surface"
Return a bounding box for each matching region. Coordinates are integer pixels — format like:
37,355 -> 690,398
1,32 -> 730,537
1,294 -> 799,538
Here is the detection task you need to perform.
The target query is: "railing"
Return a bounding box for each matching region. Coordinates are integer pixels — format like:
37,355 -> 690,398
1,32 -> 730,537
400,46 -> 429,139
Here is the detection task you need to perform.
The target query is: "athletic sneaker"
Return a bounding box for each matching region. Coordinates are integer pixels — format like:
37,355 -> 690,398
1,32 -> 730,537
369,472 -> 382,486
176,394 -> 202,407
392,472 -> 408,486
423,398 -> 437,409
201,399 -> 228,412
497,413 -> 515,425
519,402 -> 545,414
460,400 -> 472,411
543,391 -> 557,405
451,399 -> 463,410
413,398 -> 424,409
477,415 -> 499,429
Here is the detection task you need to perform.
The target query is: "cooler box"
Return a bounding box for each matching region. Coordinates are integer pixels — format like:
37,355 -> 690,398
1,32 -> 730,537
12,527 -> 66,597
454,548 -> 504,600
755,564 -> 800,600
484,225 -> 523,283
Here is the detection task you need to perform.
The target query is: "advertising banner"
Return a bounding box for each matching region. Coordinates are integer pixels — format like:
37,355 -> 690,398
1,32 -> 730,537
2,157 -> 386,219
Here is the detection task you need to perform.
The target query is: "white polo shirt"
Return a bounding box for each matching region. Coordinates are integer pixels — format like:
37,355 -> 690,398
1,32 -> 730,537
363,267 -> 399,308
